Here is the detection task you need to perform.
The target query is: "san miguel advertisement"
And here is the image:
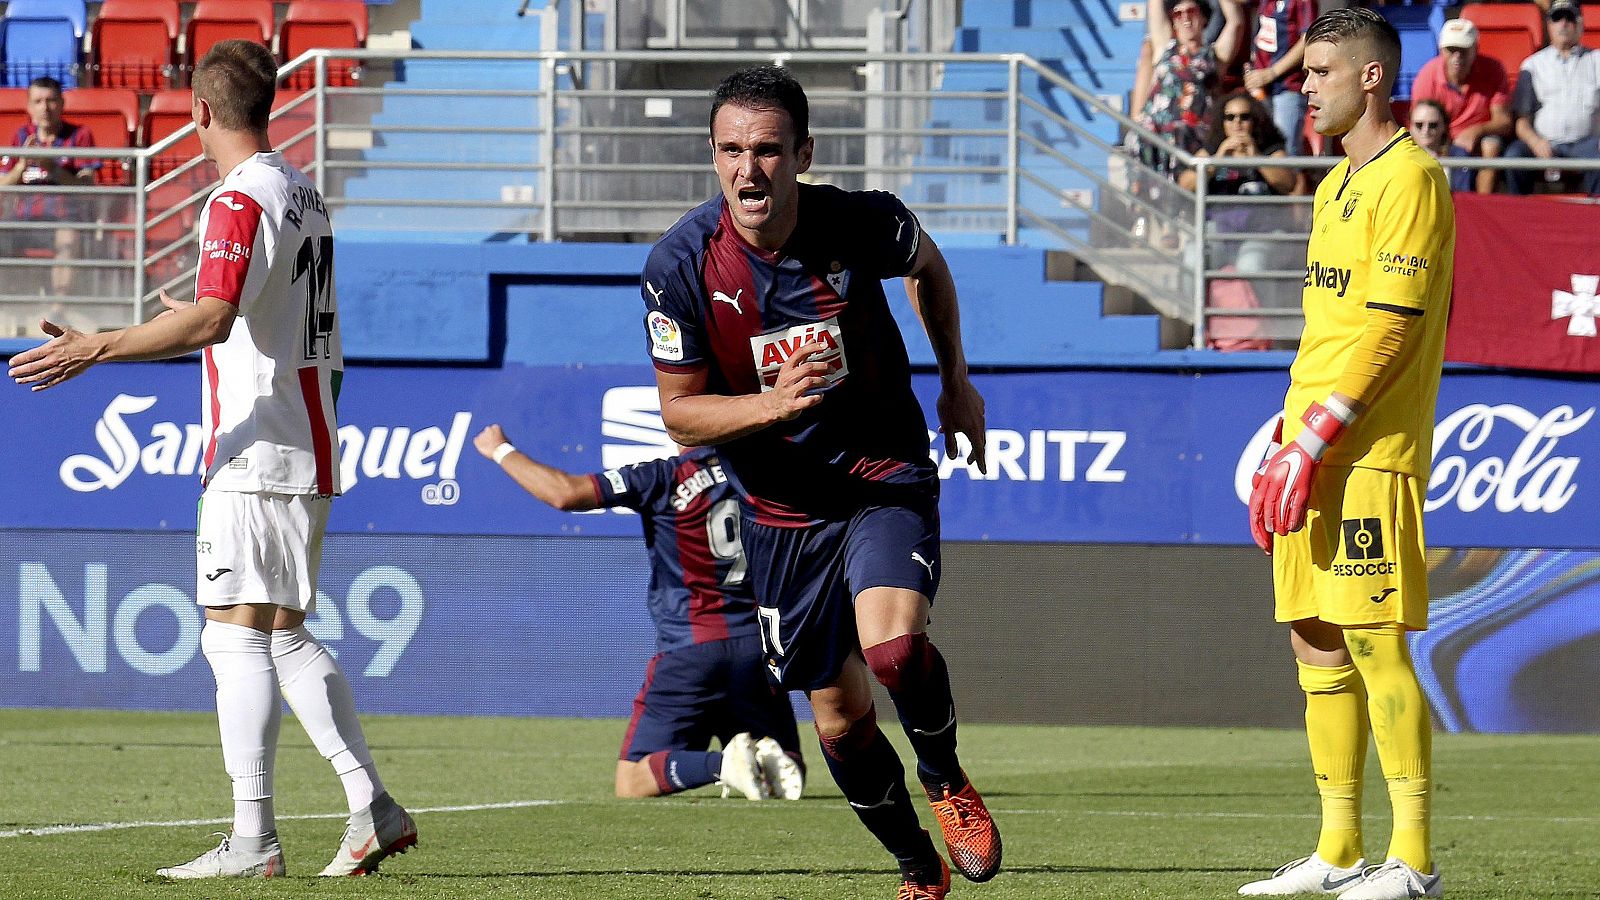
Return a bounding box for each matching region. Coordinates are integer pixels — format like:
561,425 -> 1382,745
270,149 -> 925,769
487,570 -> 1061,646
0,363 -> 1592,548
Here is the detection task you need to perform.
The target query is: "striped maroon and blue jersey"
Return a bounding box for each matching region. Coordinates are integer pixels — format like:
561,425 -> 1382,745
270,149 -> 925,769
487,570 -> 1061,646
642,182 -> 936,526
589,447 -> 757,653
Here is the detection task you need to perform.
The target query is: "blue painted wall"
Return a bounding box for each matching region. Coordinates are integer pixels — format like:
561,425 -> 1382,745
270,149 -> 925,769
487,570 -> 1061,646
334,241 -> 1161,364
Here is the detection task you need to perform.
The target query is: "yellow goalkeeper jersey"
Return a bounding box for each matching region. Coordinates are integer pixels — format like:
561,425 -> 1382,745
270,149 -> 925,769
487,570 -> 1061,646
1285,129 -> 1455,478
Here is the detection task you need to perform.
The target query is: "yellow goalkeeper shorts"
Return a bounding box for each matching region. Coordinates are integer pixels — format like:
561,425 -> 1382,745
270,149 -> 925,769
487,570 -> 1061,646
1272,464 -> 1430,630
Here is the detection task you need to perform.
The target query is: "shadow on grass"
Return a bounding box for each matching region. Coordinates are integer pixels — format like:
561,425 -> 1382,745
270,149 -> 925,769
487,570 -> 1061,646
394,863 -> 1262,879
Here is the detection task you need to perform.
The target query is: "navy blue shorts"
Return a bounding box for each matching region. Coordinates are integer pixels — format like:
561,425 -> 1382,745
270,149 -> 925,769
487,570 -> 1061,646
743,501 -> 941,692
619,634 -> 801,761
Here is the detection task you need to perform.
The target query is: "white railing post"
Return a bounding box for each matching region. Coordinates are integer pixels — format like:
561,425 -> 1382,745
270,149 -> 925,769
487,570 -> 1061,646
315,53 -> 328,197
133,153 -> 148,317
1191,159 -> 1208,349
540,56 -> 558,242
1006,56 -> 1019,246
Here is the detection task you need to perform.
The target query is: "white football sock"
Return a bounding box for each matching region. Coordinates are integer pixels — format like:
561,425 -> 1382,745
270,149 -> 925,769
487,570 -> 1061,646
200,620 -> 281,838
270,625 -> 385,811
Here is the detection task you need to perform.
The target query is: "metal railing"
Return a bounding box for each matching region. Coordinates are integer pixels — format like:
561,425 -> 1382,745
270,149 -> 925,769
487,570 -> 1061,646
3,47 -> 1597,348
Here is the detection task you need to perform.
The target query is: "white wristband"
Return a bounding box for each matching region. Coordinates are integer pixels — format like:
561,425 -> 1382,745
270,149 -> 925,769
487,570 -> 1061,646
491,442 -> 516,465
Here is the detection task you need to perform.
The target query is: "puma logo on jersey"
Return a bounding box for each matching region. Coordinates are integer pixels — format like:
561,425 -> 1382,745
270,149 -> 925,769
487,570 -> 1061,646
713,288 -> 744,314
644,281 -> 664,306
214,194 -> 246,212
910,551 -> 936,579
749,318 -> 848,392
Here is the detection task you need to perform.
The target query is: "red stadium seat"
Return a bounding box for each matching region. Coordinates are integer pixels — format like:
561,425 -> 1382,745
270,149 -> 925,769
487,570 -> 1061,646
270,91 -> 317,169
62,88 -> 139,184
90,0 -> 179,91
1391,99 -> 1411,126
185,0 -> 275,74
1461,6 -> 1543,90
1584,6 -> 1600,49
143,88 -> 202,178
0,87 -> 28,140
142,92 -> 209,279
281,0 -> 369,88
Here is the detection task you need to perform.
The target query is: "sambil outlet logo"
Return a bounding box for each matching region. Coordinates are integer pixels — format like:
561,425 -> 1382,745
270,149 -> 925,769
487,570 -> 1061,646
1235,403 -> 1592,513
57,393 -> 473,502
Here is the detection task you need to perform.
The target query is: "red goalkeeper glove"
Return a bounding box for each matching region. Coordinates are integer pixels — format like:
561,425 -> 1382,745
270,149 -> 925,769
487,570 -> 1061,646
1248,417 -> 1283,553
1249,399 -> 1355,551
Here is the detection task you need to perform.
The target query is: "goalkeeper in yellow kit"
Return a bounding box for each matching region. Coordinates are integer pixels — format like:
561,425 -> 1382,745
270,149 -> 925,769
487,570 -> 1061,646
1240,8 -> 1453,899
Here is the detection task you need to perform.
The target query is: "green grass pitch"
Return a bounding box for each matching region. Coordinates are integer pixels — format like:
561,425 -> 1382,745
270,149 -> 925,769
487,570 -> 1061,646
2,709 -> 1596,898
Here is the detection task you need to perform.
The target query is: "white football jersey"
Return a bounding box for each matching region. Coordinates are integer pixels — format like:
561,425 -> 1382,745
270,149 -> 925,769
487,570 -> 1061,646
194,151 -> 342,494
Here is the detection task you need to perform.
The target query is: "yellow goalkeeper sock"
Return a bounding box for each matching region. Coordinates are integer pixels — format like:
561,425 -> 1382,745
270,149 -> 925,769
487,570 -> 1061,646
1345,625 -> 1433,873
1298,660 -> 1367,869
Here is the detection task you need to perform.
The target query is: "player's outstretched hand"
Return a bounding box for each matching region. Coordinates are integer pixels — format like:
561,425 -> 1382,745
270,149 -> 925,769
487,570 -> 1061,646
937,377 -> 987,474
763,341 -> 830,422
473,424 -> 510,459
8,319 -> 101,392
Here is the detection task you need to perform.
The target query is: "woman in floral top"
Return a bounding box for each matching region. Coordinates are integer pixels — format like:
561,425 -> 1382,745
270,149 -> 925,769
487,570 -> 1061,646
1136,0 -> 1246,175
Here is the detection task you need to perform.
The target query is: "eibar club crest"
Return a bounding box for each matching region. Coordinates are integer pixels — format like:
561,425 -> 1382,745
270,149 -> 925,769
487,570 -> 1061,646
1553,274 -> 1599,338
825,260 -> 850,297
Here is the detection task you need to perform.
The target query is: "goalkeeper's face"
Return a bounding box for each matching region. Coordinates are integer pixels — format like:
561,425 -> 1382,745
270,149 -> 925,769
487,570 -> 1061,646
710,103 -> 815,251
1302,38 -> 1374,137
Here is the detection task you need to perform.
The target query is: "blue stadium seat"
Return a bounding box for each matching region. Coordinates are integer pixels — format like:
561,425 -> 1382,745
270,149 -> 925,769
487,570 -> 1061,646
1,15 -> 81,86
336,0 -> 549,241
1377,4 -> 1442,100
5,0 -> 88,37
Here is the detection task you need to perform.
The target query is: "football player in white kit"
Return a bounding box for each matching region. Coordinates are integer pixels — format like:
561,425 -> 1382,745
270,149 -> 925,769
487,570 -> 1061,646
8,40 -> 415,879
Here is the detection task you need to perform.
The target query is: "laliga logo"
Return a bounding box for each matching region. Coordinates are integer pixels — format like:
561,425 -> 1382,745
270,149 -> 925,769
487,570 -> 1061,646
1234,404 -> 1592,513
59,393 -> 473,503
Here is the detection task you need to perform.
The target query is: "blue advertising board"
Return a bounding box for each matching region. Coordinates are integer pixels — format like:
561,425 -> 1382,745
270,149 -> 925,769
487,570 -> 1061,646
1,529 -> 660,718
1,363 -> 1594,548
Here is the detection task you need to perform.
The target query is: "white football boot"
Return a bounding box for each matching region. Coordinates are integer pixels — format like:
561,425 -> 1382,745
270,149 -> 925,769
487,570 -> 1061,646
1340,859 -> 1443,899
1239,853 -> 1366,895
754,736 -> 804,800
157,832 -> 285,879
718,732 -> 771,800
319,792 -> 418,876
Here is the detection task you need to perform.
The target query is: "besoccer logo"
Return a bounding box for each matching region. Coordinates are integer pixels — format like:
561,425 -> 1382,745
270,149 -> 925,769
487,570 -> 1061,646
1341,518 -> 1384,560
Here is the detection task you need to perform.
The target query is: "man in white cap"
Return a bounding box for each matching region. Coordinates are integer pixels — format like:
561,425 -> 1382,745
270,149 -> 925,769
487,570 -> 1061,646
1506,0 -> 1600,195
1411,17 -> 1512,193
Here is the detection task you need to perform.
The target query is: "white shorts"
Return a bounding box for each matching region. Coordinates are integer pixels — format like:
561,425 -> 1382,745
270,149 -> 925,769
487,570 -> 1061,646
196,489 -> 330,612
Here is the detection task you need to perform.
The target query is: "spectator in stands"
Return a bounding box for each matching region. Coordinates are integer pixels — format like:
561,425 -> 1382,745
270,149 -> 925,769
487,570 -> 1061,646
1244,0 -> 1317,154
1505,0 -> 1600,195
1408,99 -> 1476,192
1179,91 -> 1299,195
0,77 -> 98,299
1411,18 -> 1512,193
1137,0 -> 1248,173
1182,91 -> 1299,347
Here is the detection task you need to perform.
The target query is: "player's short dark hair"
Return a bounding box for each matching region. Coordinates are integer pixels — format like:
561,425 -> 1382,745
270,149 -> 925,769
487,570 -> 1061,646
27,76 -> 63,96
709,66 -> 810,149
193,39 -> 277,131
1305,7 -> 1402,88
